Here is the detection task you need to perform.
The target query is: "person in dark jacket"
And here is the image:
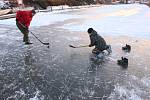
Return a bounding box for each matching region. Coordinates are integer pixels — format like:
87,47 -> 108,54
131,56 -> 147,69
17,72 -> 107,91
87,28 -> 112,55
16,10 -> 36,44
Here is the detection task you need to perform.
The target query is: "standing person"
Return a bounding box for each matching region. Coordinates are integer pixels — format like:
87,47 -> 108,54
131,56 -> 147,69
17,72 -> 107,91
87,28 -> 112,55
16,9 -> 36,45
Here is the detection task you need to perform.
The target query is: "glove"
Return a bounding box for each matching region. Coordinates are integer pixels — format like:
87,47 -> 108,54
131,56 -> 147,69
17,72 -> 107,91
89,44 -> 92,47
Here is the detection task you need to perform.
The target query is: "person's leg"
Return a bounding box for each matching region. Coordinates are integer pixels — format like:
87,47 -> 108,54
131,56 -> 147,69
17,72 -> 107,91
16,22 -> 27,41
105,45 -> 112,54
16,22 -> 31,44
23,35 -> 25,42
22,30 -> 29,43
92,48 -> 100,55
24,30 -> 29,44
24,32 -> 33,44
16,22 -> 24,42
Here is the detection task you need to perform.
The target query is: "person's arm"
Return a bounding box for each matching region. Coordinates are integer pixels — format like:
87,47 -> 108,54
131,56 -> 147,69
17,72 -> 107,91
24,18 -> 32,28
24,11 -> 33,28
16,11 -> 20,22
89,35 -> 96,47
16,11 -> 27,29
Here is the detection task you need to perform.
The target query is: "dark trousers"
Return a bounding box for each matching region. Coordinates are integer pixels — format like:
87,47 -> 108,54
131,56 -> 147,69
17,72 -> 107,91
92,48 -> 102,55
16,21 -> 29,43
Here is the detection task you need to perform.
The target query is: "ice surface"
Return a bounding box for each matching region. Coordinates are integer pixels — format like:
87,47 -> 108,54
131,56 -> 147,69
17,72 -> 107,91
0,4 -> 150,100
108,84 -> 142,100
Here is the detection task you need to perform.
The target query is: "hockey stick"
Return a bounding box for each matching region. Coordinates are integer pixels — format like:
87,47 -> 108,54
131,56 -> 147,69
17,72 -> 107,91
30,31 -> 49,45
69,44 -> 89,48
18,21 -> 49,45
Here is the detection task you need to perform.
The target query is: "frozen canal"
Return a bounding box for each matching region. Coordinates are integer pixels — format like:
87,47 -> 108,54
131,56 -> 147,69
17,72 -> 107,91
0,4 -> 150,100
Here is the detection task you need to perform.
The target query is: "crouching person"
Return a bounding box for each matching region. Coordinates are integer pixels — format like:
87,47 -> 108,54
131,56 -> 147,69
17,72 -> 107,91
87,28 -> 112,56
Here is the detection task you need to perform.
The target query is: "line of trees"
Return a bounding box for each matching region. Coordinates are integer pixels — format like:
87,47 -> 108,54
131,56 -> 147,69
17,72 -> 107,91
23,0 -> 97,9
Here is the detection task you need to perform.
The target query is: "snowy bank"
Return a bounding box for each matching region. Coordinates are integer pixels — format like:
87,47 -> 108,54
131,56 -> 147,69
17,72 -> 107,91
0,4 -> 150,39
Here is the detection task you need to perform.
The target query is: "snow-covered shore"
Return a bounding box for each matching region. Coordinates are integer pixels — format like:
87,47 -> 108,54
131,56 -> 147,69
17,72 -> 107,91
1,4 -> 150,38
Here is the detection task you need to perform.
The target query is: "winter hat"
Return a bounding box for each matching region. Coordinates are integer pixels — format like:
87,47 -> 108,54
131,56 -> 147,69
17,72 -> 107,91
87,28 -> 93,33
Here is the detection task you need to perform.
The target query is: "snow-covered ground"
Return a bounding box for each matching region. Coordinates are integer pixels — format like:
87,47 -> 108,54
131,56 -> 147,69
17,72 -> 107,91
1,4 -> 150,38
0,4 -> 150,100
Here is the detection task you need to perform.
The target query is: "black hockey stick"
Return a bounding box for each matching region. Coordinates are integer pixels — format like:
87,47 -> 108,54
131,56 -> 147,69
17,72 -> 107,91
69,44 -> 89,48
18,22 -> 49,45
30,31 -> 49,45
